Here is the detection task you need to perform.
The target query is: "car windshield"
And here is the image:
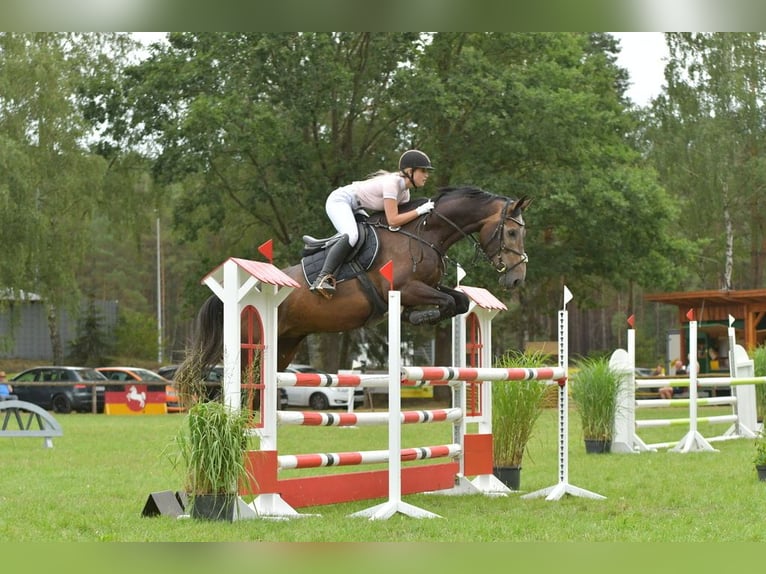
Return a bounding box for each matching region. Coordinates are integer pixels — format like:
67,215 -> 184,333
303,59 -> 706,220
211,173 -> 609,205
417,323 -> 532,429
130,369 -> 166,382
78,368 -> 108,380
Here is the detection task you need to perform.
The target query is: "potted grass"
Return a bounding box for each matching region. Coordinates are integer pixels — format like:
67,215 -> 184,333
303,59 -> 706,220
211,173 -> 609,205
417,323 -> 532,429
491,350 -> 550,490
571,355 -> 624,454
754,431 -> 766,482
169,357 -> 255,521
751,344 -> 766,425
172,399 -> 254,521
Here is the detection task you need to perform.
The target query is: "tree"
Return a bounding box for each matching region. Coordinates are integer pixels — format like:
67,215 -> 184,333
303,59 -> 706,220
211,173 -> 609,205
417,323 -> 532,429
67,298 -> 111,366
409,33 -> 686,350
649,33 -> 766,290
0,33 -> 136,362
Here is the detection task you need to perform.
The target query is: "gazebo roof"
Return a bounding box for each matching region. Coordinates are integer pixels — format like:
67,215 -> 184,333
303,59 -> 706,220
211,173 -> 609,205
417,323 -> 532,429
644,288 -> 766,350
644,288 -> 766,311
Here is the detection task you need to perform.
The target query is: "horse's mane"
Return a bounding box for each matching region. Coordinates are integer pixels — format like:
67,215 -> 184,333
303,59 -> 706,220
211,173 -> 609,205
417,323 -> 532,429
367,186 -> 498,226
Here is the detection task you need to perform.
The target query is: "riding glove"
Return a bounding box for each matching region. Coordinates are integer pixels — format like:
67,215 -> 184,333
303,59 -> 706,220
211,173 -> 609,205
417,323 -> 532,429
415,200 -> 435,216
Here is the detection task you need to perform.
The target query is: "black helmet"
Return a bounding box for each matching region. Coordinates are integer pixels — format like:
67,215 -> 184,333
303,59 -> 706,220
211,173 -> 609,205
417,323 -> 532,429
399,150 -> 434,172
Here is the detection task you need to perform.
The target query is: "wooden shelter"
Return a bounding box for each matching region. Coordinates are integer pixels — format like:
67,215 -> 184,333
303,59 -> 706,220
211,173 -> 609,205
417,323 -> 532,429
644,289 -> 766,363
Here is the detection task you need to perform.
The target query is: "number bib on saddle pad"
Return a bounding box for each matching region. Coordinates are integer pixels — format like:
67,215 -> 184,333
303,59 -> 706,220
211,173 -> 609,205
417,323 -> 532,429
300,225 -> 380,286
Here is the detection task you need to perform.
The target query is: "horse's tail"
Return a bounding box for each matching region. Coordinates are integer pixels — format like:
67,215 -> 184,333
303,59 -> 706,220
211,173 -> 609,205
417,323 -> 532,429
175,294 -> 224,405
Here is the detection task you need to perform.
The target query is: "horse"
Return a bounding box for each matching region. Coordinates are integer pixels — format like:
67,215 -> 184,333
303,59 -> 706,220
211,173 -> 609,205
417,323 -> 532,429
182,186 -> 530,380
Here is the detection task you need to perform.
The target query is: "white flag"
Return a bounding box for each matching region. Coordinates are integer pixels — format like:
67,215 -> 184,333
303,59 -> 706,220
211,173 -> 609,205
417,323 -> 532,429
563,285 -> 573,306
728,314 -> 735,327
456,265 -> 466,286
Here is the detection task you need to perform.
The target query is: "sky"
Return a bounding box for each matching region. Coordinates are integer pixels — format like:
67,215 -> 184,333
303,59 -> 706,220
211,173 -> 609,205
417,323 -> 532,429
612,32 -> 668,107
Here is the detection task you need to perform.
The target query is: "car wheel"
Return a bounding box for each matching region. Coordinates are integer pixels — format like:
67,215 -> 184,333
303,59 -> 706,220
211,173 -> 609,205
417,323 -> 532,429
52,394 -> 72,414
308,392 -> 330,410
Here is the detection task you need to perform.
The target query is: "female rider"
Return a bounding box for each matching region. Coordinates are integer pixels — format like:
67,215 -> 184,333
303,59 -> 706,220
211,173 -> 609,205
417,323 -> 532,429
310,149 -> 435,298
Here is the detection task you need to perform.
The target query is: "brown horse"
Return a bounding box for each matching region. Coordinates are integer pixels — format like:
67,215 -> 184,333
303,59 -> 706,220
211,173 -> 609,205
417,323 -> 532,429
184,186 -> 530,375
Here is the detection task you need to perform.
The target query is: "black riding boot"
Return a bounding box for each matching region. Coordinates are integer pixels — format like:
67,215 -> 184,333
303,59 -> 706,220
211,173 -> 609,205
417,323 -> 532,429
310,234 -> 353,299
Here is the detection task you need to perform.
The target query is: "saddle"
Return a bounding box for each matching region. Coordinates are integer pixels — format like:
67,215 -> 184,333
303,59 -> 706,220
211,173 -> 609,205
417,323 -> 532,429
300,221 -> 380,286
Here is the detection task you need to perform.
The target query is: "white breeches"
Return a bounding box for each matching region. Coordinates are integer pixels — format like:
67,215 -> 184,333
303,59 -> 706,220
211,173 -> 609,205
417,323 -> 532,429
325,185 -> 361,246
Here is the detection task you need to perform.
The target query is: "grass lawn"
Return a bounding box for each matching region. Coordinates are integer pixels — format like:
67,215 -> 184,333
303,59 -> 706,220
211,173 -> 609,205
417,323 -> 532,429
0,403 -> 764,544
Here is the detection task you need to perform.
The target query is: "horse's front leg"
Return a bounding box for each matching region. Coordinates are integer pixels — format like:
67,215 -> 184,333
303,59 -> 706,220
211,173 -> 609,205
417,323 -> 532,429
400,281 -> 458,326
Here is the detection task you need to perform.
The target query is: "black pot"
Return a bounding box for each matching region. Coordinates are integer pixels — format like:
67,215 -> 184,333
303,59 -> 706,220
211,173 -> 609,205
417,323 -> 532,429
493,465 -> 521,491
757,465 -> 766,482
190,493 -> 237,522
584,439 -> 611,454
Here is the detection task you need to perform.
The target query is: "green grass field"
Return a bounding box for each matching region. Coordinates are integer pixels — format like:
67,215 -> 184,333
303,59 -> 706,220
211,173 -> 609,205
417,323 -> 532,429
0,404 -> 764,543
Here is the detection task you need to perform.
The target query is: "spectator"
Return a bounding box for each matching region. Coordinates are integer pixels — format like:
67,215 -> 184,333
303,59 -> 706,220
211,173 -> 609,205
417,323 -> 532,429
0,370 -> 13,399
659,359 -> 686,399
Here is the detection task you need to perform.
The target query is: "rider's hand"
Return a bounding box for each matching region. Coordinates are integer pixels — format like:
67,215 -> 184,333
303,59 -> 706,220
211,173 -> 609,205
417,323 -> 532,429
415,200 -> 435,216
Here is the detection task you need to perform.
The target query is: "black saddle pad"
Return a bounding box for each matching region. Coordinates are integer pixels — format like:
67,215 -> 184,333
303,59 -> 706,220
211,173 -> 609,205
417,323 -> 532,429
301,225 -> 380,285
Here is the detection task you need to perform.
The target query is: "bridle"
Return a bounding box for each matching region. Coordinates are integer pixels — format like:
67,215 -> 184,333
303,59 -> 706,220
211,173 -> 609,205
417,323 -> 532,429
483,198 -> 528,273
429,197 -> 528,274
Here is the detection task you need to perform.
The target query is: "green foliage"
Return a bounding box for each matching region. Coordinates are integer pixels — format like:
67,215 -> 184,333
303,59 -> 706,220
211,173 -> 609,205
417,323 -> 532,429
170,400 -> 253,495
650,33 -> 766,290
491,350 -> 550,466
751,344 -> 766,424
67,299 -> 112,366
754,431 -> 766,468
571,355 -> 625,441
113,309 -> 158,361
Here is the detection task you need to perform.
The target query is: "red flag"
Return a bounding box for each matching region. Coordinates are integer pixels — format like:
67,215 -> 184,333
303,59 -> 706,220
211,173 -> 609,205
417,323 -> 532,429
258,239 -> 273,263
686,308 -> 695,321
627,314 -> 635,328
379,260 -> 394,289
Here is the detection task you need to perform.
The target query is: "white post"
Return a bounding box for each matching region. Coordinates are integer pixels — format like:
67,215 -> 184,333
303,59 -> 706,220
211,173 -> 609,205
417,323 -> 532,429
156,215 -> 163,364
610,326 -> 639,454
350,290 -> 440,519
671,318 -> 716,453
523,286 -> 605,501
221,260 -> 242,412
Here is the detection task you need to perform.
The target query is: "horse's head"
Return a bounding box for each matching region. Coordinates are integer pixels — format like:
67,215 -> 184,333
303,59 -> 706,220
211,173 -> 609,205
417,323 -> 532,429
480,195 -> 531,289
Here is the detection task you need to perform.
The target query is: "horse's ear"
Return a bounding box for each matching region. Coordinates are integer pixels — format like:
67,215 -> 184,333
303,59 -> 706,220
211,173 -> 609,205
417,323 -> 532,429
515,195 -> 532,212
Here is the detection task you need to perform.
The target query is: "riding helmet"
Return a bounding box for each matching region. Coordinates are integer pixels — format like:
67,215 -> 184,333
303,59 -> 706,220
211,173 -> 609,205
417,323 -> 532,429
398,150 -> 434,172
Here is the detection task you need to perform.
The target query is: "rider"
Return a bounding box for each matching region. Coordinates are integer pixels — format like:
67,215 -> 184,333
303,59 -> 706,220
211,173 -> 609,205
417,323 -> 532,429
309,149 -> 436,299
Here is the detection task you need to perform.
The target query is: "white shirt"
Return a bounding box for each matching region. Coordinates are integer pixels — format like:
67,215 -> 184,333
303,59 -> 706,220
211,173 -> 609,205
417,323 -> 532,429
352,172 -> 409,211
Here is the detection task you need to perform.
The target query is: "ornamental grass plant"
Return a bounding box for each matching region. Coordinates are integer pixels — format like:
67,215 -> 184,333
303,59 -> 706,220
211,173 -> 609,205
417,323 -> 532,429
571,355 -> 625,443
754,430 -> 766,468
170,399 -> 254,497
491,350 -> 550,467
751,343 -> 766,424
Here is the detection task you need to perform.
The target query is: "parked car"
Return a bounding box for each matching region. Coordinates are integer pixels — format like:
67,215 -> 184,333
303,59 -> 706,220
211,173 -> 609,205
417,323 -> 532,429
96,366 -> 184,413
284,364 -> 364,410
157,364 -> 287,409
10,366 -> 107,414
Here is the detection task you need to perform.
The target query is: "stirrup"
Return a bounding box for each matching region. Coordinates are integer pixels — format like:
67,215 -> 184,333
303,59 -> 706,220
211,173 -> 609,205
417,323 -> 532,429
310,274 -> 337,299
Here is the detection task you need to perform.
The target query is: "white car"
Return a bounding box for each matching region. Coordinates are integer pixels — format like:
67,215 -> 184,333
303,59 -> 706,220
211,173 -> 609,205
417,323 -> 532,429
283,364 -> 364,410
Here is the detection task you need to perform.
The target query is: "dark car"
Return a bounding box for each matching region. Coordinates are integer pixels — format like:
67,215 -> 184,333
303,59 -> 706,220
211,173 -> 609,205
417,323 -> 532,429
10,366 -> 107,414
156,364 -> 287,409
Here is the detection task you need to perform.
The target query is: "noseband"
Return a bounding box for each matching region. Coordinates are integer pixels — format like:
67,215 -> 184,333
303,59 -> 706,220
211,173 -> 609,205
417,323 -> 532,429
484,198 -> 528,273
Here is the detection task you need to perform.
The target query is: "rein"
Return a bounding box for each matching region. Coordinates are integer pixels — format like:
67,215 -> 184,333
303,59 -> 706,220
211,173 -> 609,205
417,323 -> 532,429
430,197 -> 528,273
